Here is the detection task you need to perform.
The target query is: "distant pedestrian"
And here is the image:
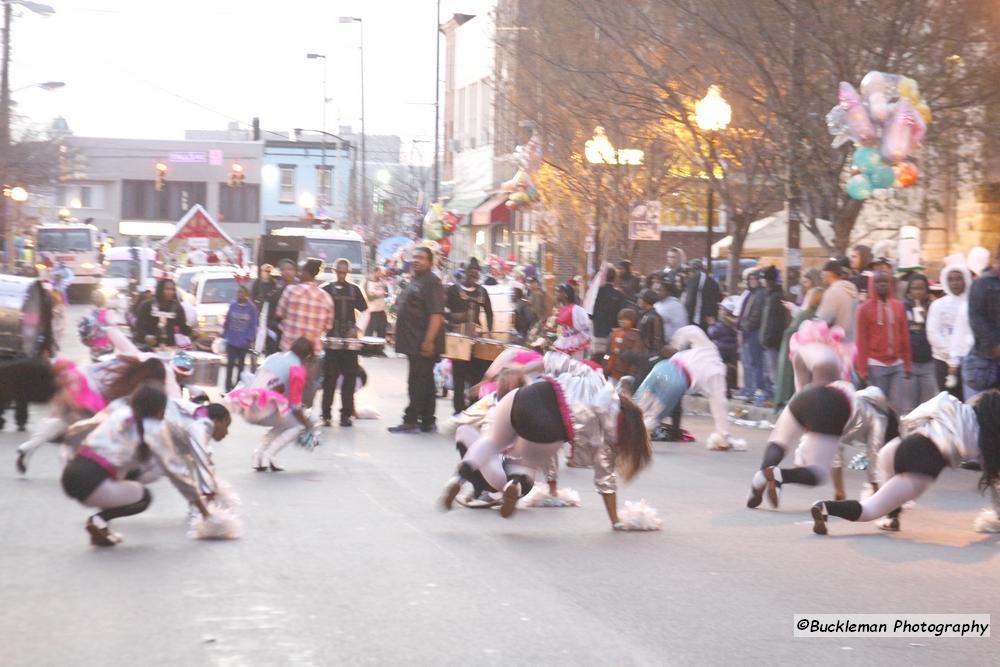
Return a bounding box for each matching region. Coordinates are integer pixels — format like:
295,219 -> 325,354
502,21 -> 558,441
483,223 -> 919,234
856,271 -> 911,414
617,260 -> 642,303
926,261 -> 971,399
365,268 -> 389,338
276,258 -> 333,409
222,285 -> 258,391
552,283 -> 591,359
816,259 -> 859,342
590,267 -> 627,359
903,273 -> 937,410
388,247 -> 446,434
683,259 -> 721,330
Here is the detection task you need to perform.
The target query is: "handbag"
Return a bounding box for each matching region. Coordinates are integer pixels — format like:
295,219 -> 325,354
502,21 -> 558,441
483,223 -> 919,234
961,351 -> 999,391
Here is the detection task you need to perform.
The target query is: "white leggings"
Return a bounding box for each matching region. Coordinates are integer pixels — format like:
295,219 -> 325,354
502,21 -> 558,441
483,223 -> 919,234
18,416 -> 70,462
771,403 -> 840,485
460,388 -> 563,492
250,410 -> 304,467
857,437 -> 934,521
83,478 -> 145,508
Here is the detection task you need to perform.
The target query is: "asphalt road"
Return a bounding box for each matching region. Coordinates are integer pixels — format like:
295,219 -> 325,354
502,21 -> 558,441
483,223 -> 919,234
0,306 -> 996,666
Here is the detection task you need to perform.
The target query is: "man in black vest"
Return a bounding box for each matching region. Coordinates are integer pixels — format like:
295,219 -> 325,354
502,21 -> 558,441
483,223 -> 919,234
445,258 -> 494,414
321,258 -> 368,427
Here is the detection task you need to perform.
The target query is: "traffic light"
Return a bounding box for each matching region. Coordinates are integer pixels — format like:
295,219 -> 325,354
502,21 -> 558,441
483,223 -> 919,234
229,162 -> 245,187
154,161 -> 168,191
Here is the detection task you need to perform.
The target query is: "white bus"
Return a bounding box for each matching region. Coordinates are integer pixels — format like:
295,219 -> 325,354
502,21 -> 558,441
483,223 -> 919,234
34,223 -> 102,301
261,227 -> 367,286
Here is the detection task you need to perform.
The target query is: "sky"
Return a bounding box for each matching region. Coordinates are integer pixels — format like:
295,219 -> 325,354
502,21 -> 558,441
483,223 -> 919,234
9,0 -> 493,164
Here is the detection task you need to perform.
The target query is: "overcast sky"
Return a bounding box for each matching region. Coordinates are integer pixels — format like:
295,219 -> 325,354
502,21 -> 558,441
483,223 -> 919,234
10,0 -> 492,163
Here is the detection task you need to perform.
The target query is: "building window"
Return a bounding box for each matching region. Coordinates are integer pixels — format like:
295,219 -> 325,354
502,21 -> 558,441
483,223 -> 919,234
279,166 -> 296,203
121,180 -> 207,221
218,183 -> 260,223
316,166 -> 332,206
59,184 -> 105,209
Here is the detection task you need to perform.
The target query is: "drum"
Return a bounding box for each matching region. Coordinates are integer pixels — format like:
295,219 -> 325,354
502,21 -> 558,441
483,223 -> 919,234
444,333 -> 474,361
323,337 -> 346,350
359,336 -> 386,356
0,276 -> 52,358
473,338 -> 506,361
185,351 -> 224,386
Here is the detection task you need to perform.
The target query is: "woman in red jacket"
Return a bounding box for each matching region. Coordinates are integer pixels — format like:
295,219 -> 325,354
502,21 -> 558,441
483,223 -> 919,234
855,271 -> 911,414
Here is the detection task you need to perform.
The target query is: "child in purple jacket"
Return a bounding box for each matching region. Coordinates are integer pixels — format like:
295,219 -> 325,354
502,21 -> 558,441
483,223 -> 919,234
709,301 -> 739,398
222,285 -> 258,391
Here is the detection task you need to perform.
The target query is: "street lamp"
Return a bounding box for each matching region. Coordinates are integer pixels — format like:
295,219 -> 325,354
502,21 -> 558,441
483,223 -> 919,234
5,185 -> 27,269
695,85 -> 731,275
305,52 -> 329,211
339,16 -> 366,232
582,127 -> 644,274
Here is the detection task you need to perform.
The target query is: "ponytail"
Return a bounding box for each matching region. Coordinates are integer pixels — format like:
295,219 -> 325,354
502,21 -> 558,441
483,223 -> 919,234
975,390 -> 1000,493
130,383 -> 168,463
614,393 -> 652,481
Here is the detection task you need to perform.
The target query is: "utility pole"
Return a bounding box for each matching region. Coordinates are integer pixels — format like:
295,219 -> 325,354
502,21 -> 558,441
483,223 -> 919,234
785,0 -> 804,295
360,20 -> 367,234
1,1 -> 13,265
433,0 -> 441,201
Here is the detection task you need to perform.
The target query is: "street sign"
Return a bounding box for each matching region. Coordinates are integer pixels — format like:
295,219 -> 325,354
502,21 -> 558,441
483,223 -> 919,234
629,201 -> 661,241
169,151 -> 208,164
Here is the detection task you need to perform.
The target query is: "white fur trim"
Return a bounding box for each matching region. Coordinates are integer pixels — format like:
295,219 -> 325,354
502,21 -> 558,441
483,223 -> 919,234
617,499 -> 663,531
521,486 -> 581,507
706,432 -> 731,451
973,508 -> 1000,533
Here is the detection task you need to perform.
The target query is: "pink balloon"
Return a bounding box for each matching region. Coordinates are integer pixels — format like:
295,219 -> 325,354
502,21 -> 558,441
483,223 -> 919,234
838,82 -> 877,145
881,97 -> 926,163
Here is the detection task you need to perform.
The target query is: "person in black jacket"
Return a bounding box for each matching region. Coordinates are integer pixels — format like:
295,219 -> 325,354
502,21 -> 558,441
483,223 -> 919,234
590,267 -> 627,361
445,258 -> 494,414
903,273 -> 938,411
321,258 -> 369,427
737,270 -> 765,401
759,265 -> 788,403
264,260 -> 298,354
134,278 -> 191,349
617,260 -> 642,303
684,259 -> 722,330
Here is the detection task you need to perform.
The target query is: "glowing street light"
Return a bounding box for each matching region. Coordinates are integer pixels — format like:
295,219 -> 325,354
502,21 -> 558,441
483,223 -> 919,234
694,85 -> 732,271
298,192 -> 316,210
695,85 -> 732,132
585,126 -> 617,164
9,186 -> 28,202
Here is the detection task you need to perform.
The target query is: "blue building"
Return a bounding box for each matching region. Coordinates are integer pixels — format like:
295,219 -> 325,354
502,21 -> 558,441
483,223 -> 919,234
261,134 -> 353,232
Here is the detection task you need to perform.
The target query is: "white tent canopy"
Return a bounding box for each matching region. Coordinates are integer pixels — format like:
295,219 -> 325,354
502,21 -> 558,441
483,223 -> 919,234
712,210 -> 834,258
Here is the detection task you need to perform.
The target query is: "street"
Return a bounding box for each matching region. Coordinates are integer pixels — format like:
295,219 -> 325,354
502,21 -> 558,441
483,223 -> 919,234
0,305 -> 994,666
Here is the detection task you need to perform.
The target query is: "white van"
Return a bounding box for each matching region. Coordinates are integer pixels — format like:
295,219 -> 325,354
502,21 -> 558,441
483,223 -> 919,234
97,247 -> 159,314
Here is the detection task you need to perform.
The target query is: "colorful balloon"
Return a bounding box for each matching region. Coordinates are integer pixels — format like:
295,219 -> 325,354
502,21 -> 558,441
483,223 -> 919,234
852,146 -> 882,173
868,91 -> 890,123
826,106 -> 855,148
881,97 -> 926,163
898,77 -> 920,103
871,164 -> 896,189
439,236 -> 451,257
846,174 -> 874,200
859,71 -> 886,96
915,100 -> 932,124
893,161 -> 919,187
838,82 -> 877,145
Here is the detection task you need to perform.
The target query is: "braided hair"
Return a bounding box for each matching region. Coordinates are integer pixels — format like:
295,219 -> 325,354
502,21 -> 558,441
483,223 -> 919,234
131,383 -> 168,463
975,390 -> 1000,493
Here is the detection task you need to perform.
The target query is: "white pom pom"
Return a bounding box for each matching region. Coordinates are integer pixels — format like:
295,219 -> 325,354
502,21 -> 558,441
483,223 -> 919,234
521,486 -> 581,507
973,508 -> 1000,533
617,499 -> 663,531
188,504 -> 242,540
354,405 -> 381,420
706,432 -> 730,451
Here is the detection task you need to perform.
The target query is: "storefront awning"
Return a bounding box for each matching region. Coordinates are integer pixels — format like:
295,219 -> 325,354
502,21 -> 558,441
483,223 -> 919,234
471,193 -> 511,226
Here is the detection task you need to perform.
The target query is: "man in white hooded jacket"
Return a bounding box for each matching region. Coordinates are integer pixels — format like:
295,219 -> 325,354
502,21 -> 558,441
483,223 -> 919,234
926,262 -> 972,399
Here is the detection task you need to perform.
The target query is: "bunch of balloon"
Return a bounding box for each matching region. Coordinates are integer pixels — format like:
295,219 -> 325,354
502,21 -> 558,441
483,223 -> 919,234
421,201 -> 462,258
501,168 -> 541,211
826,71 -> 931,201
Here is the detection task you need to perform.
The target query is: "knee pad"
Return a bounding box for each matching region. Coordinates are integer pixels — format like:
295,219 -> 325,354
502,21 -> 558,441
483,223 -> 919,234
136,488 -> 153,512
508,473 -> 534,497
457,461 -> 478,483
761,442 -> 785,469
455,441 -> 468,458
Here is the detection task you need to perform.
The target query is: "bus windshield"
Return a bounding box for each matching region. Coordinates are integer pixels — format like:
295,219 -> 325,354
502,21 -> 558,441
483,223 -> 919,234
37,229 -> 95,252
200,278 -> 240,304
105,259 -> 145,279
306,239 -> 364,269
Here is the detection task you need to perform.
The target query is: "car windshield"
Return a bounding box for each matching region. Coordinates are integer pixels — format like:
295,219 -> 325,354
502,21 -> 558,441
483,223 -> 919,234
200,277 -> 239,304
104,259 -> 145,279
37,229 -> 95,252
307,239 -> 364,269
176,272 -> 197,292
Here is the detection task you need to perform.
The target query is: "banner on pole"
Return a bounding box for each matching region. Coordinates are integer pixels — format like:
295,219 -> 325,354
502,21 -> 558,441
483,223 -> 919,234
629,201 -> 661,241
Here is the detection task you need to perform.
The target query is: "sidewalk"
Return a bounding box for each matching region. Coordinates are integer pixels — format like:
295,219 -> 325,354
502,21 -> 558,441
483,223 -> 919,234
684,394 -> 777,426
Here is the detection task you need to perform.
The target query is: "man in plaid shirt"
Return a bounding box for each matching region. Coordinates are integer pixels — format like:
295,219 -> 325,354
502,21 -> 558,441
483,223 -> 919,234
276,258 -> 333,407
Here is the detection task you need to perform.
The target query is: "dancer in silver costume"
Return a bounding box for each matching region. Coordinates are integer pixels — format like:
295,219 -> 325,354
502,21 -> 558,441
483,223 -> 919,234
440,351 -> 652,528
811,390 -> 1000,535
60,384 -> 234,547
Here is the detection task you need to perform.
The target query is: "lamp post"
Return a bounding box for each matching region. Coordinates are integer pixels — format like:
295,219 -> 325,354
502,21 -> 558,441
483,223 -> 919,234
339,16 -> 366,232
695,85 -> 731,276
6,184 -> 27,270
305,53 -> 328,213
583,126 -> 643,275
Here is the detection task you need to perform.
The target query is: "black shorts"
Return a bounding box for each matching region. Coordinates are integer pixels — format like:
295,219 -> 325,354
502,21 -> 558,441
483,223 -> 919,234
61,456 -> 111,502
894,434 -> 948,479
788,385 -> 852,436
510,380 -> 568,444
